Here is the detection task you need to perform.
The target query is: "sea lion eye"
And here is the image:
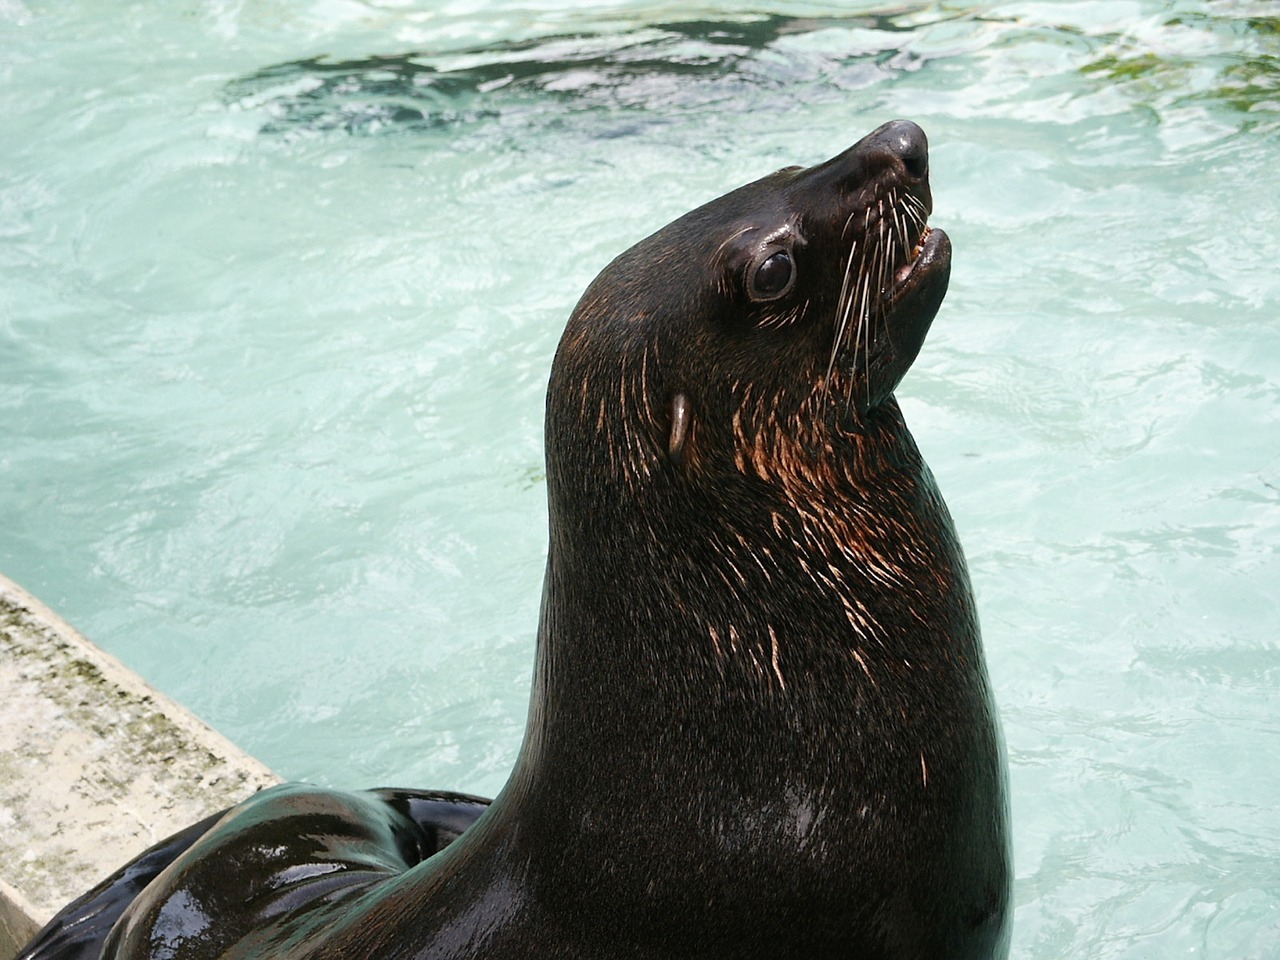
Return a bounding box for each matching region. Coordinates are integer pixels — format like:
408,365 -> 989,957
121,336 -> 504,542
748,249 -> 795,301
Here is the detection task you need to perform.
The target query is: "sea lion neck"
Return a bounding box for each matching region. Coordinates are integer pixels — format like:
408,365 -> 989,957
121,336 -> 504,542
517,383 -> 968,795
490,375 -> 993,949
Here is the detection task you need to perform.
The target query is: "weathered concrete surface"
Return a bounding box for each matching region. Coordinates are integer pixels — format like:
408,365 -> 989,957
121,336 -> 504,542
0,573 -> 281,960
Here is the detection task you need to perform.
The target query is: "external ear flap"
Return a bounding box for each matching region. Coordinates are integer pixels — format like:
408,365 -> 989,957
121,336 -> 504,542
668,393 -> 691,467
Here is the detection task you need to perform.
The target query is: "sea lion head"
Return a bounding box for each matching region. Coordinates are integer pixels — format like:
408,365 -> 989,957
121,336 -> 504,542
548,119 -> 950,497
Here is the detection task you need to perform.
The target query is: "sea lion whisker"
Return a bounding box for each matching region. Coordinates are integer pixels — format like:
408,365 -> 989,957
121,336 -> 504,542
840,208 -> 860,242
846,239 -> 874,407
826,239 -> 861,393
902,191 -> 928,215
876,230 -> 893,306
859,267 -> 874,409
895,208 -> 910,261
885,188 -> 906,252
901,196 -> 930,243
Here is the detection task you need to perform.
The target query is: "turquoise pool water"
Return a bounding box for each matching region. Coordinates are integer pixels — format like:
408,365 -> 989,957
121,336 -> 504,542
2,0 -> 1278,954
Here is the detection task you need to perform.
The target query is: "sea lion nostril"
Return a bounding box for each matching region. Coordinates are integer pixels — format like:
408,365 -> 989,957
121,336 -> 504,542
851,119 -> 930,181
900,142 -> 928,180
883,119 -> 929,179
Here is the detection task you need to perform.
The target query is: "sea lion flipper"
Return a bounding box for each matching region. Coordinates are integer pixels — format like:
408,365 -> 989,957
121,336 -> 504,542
368,787 -> 492,856
21,785 -> 491,960
15,810 -> 228,960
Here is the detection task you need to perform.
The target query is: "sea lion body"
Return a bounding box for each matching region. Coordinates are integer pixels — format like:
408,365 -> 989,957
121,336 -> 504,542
20,120 -> 1011,960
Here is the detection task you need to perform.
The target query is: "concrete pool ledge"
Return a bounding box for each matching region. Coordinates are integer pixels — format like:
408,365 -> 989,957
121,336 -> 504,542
0,573 -> 281,960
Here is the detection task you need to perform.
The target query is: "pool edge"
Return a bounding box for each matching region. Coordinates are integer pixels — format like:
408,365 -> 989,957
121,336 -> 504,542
0,573 -> 282,960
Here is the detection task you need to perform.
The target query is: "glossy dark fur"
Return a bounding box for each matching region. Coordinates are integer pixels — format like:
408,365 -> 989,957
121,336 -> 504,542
17,791 -> 490,960
20,120 -> 1010,960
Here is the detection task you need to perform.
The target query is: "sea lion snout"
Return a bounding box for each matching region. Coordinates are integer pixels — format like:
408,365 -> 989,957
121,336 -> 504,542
837,119 -> 930,183
820,119 -> 934,215
860,119 -> 930,181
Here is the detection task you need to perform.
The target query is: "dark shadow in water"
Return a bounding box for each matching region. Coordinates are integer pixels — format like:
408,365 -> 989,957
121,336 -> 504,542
223,7 -> 1280,139
222,11 -> 932,138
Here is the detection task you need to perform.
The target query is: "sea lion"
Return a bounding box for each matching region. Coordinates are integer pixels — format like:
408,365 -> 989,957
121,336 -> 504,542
20,119 -> 1010,960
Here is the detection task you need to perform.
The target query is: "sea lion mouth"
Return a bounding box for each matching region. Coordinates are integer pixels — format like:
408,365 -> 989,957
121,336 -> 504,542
894,225 -> 932,287
825,180 -> 951,414
886,224 -> 947,309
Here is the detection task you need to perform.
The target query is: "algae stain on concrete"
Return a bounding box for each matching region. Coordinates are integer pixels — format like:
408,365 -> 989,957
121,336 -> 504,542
0,573 -> 280,956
